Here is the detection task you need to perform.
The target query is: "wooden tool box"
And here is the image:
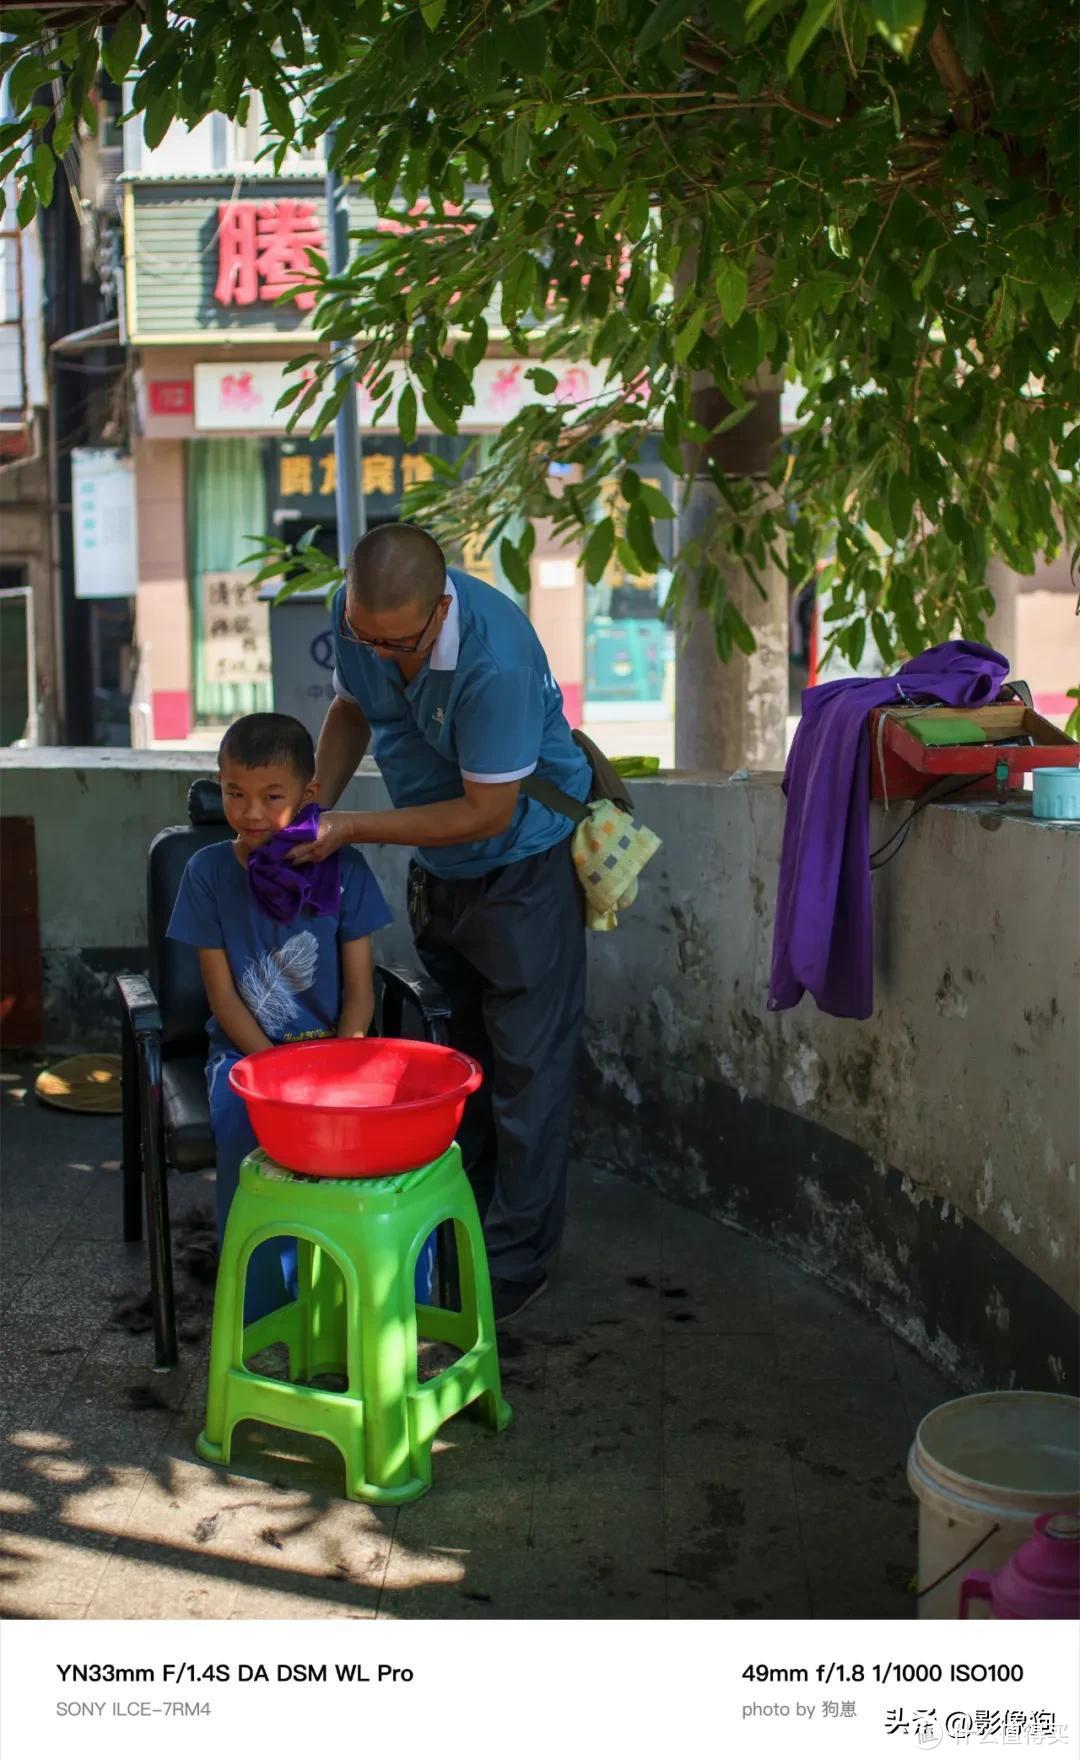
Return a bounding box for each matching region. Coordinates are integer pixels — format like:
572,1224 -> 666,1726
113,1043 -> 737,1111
869,700 -> 1079,802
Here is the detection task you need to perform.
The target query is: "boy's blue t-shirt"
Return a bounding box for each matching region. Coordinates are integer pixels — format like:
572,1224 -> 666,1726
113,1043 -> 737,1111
167,842 -> 392,1053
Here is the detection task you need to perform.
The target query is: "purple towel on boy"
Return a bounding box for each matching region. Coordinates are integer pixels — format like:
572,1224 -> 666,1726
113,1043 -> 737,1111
247,804 -> 342,925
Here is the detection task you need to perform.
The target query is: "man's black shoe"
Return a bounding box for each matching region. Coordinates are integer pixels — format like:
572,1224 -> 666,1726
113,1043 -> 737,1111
491,1273 -> 548,1324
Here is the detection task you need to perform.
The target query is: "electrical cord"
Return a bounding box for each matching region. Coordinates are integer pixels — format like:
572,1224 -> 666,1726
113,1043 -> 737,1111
869,772 -> 997,871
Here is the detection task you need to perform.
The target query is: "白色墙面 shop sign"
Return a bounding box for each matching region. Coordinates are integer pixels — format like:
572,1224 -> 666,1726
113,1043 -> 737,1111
193,358 -> 620,433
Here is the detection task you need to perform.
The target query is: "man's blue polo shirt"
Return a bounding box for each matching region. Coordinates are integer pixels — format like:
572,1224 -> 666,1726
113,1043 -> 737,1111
332,568 -> 592,879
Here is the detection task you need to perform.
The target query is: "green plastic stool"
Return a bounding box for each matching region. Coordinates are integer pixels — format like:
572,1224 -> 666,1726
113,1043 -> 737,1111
195,1145 -> 511,1504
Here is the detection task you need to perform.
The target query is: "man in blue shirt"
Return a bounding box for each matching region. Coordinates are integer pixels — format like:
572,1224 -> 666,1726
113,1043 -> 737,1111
293,523 -> 592,1321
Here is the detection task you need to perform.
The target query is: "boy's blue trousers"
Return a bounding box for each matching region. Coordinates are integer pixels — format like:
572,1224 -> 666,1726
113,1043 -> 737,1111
207,1051 -> 436,1326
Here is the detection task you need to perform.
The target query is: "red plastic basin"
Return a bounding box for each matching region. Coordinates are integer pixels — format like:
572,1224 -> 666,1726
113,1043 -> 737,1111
228,1038 -> 482,1177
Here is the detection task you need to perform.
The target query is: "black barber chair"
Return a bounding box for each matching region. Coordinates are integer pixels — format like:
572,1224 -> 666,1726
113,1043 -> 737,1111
117,779 -> 450,1369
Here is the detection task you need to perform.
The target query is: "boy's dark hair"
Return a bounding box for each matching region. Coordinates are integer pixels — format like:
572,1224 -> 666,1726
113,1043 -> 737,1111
218,713 -> 315,782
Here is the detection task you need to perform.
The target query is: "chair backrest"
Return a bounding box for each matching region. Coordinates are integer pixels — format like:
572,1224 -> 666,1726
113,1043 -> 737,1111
148,780 -> 231,1055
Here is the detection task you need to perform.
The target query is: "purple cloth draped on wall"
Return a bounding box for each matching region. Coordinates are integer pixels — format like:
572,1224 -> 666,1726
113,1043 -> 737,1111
247,804 -> 341,925
768,640 -> 1010,1021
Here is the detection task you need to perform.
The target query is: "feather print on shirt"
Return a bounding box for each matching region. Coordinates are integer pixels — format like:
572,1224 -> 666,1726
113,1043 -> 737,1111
238,930 -> 319,1038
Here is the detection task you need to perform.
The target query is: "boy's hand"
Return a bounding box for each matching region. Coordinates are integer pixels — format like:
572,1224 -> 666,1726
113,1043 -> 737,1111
290,811 -> 355,864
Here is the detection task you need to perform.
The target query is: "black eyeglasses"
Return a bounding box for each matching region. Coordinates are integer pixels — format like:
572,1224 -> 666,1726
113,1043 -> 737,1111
339,596 -> 444,654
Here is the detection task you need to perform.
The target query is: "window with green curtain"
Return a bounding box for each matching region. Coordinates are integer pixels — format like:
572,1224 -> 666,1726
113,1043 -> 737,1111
187,436 -> 272,721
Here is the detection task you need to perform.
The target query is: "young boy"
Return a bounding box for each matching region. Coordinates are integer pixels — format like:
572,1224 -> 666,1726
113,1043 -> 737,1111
168,712 -> 392,1321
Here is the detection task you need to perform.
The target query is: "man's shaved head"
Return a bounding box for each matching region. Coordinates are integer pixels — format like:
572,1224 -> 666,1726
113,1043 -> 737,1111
347,523 -> 445,614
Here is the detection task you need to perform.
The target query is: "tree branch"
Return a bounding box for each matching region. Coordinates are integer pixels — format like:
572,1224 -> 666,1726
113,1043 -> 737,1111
927,22 -> 977,130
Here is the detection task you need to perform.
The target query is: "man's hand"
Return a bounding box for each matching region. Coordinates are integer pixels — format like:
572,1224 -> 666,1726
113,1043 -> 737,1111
291,777 -> 521,860
290,811 -> 356,864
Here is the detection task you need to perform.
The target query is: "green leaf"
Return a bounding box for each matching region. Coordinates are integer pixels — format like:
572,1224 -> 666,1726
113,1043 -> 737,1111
674,306 -> 705,364
464,317 -> 489,372
639,482 -> 676,520
421,0 -> 446,28
9,56 -> 50,115
786,0 -> 836,76
505,15 -> 548,75
627,500 -> 662,572
102,7 -> 143,84
263,83 -> 295,143
724,310 -> 764,381
869,0 -> 926,58
951,0 -> 984,73
711,399 -> 754,437
52,111 -> 74,160
911,248 -> 940,301
843,621 -> 867,667
435,355 -> 473,413
864,499 -> 894,545
500,538 -> 532,594
501,117 -> 532,183
636,0 -> 692,55
397,383 -> 418,447
2,9 -> 45,37
625,184 -> 650,242
617,535 -> 643,576
308,376 -> 349,443
273,379 -> 309,411
715,259 -> 748,327
726,603 -> 757,656
574,108 -> 617,158
888,472 -> 914,539
144,87 -> 176,151
31,141 -> 54,207
601,187 -> 625,228
747,0 -> 791,41
625,264 -> 650,323
16,181 -> 37,228
422,388 -> 458,435
530,367 -> 558,394
1042,281 -> 1075,326
582,518 -> 616,583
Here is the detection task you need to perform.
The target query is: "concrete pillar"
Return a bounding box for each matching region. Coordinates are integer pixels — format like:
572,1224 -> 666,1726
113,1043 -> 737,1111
528,510 -> 585,728
675,377 -> 787,772
984,556 -> 1020,671
133,436 -> 191,739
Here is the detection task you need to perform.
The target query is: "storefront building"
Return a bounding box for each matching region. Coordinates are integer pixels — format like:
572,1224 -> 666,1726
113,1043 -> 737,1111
123,172 -> 675,745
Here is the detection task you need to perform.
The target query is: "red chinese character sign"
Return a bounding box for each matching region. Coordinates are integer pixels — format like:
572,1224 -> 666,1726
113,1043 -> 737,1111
214,200 -> 325,313
148,381 -> 194,416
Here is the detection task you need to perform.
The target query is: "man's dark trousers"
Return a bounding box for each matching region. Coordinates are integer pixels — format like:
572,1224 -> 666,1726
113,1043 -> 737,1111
411,837 -> 586,1284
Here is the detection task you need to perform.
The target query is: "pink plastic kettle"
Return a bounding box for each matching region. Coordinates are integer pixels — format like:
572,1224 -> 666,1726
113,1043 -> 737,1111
960,1513 -> 1080,1619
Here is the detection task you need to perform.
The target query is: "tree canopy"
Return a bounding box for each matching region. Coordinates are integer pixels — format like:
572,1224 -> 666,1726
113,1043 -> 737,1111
2,0 -> 1077,673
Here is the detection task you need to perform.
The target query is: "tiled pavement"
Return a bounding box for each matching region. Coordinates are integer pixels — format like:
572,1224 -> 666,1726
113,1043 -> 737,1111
0,1060 -> 955,1620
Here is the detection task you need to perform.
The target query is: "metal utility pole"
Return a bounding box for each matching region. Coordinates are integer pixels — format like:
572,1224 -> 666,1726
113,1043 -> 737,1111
324,128 -> 364,566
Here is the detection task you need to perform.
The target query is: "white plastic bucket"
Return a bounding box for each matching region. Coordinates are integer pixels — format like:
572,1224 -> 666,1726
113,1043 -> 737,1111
907,1391 -> 1080,1618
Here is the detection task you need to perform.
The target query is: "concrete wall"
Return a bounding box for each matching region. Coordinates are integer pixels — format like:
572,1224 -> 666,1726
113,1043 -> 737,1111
578,776 -> 1078,1395
1,752 -> 1076,1392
